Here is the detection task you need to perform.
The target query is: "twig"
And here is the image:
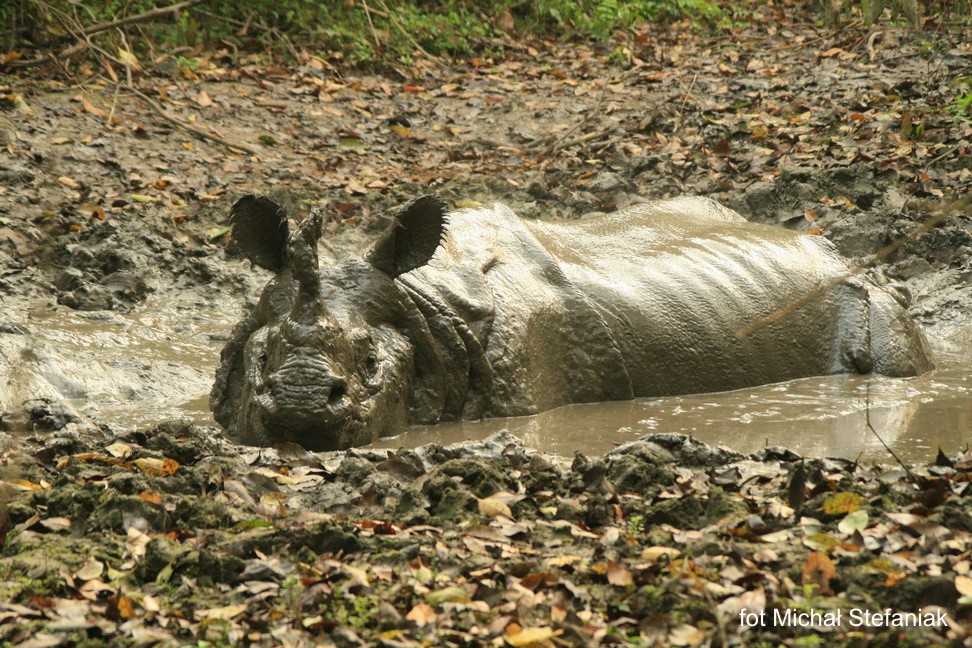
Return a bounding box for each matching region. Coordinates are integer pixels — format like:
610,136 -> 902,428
64,0 -> 205,40
762,32 -> 830,51
106,78 -> 122,125
538,89 -> 605,157
63,22 -> 258,155
9,42 -> 86,69
9,0 -> 205,69
703,588 -> 730,648
590,133 -> 631,155
127,86 -> 258,154
736,203 -> 959,339
929,142 -> 964,165
375,0 -> 437,59
361,0 -> 382,49
672,71 -> 699,134
358,2 -> 390,19
864,382 -> 916,483
118,30 -> 133,87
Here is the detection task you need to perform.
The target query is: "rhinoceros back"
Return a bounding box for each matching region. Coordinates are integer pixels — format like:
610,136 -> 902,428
529,197 -> 930,396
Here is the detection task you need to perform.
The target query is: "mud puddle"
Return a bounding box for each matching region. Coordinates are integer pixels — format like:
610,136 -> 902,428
3,296 -> 236,428
13,303 -> 971,464
372,332 -> 972,464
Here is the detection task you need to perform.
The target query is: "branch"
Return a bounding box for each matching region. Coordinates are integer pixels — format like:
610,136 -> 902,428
65,29 -> 259,156
127,85 -> 259,155
8,0 -> 206,69
864,383 -> 916,483
71,0 -> 206,39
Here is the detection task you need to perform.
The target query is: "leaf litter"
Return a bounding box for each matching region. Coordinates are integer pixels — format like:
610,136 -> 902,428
0,3 -> 970,646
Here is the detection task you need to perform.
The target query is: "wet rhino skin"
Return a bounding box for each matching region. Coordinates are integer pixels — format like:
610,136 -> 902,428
211,195 -> 933,450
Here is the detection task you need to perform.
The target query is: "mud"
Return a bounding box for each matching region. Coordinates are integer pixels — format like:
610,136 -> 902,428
1,123 -> 971,459
1,25 -> 971,457
1,18 -> 971,646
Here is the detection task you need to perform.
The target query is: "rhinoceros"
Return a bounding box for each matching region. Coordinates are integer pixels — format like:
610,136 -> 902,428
211,194 -> 933,450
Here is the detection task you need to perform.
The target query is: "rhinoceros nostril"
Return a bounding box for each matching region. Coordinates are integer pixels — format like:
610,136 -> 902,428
328,379 -> 347,405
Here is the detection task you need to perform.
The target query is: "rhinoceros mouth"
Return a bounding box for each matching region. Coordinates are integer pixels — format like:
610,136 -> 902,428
251,391 -> 360,451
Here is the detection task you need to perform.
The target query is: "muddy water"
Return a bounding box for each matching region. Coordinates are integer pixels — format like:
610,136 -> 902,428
4,298 -> 235,428
371,332 -> 972,464
11,304 -> 972,464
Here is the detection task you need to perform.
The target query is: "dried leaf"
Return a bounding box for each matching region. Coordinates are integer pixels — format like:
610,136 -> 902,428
105,442 -> 134,458
545,555 -> 583,567
505,626 -> 561,647
427,586 -> 470,605
115,595 -> 137,619
40,517 -> 72,532
345,180 -> 369,195
405,602 -> 436,626
195,603 -> 248,620
479,495 -> 513,519
126,526 -> 151,560
956,575 -> 972,596
641,546 -> 681,562
838,510 -> 869,534
207,225 -> 232,241
668,624 -> 705,647
5,479 -> 45,491
802,551 -> 837,596
80,96 -> 114,122
132,457 -> 179,476
607,561 -> 633,586
74,559 -> 104,581
117,48 -> 141,71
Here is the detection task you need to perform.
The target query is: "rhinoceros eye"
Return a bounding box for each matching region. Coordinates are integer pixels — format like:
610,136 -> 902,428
366,353 -> 378,374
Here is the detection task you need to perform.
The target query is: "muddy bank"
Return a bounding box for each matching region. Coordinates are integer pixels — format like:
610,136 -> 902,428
1,425 -> 971,646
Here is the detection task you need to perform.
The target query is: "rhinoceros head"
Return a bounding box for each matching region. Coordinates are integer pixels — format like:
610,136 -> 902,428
212,194 -> 448,451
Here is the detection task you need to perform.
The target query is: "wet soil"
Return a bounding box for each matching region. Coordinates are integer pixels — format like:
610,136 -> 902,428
0,11 -> 971,647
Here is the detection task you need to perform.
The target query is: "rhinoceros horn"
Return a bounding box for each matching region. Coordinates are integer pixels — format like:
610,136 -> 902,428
287,210 -> 329,326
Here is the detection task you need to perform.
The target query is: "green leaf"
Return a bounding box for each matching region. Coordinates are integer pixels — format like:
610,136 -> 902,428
821,492 -> 863,515
207,225 -> 232,241
838,510 -> 869,534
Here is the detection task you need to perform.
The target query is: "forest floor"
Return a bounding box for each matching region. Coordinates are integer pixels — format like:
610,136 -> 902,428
1,4 -> 971,646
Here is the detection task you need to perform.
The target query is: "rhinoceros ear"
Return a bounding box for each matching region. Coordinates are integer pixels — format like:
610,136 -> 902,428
229,195 -> 289,271
366,194 -> 448,277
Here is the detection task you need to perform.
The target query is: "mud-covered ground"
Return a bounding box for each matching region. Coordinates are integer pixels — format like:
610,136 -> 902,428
1,6 -> 971,647
4,425 -> 972,647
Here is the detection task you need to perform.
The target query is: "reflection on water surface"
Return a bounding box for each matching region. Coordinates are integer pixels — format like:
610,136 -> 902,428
371,334 -> 972,464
